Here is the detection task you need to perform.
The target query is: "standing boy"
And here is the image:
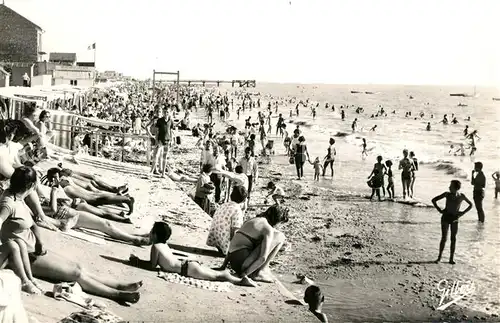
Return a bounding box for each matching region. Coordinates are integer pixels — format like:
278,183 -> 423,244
471,162 -> 486,222
431,180 -> 473,264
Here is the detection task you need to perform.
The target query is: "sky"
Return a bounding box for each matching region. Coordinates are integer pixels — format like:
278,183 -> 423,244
5,0 -> 500,85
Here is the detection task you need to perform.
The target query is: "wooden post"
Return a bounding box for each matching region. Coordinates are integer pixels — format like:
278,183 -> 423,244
176,70 -> 180,105
121,132 -> 125,162
152,70 -> 156,102
146,135 -> 151,167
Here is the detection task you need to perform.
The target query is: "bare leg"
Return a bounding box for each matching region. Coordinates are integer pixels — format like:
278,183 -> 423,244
436,220 -> 449,263
449,222 -> 458,264
5,240 -> 41,294
77,269 -> 139,303
73,210 -> 147,245
150,146 -> 161,173
76,203 -> 131,223
188,262 -> 256,287
240,230 -> 286,283
86,271 -> 142,291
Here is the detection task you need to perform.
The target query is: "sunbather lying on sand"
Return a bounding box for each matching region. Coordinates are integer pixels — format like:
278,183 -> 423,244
0,166 -> 142,304
38,175 -> 148,245
129,221 -> 256,287
55,163 -> 129,194
164,165 -> 197,183
46,169 -> 135,215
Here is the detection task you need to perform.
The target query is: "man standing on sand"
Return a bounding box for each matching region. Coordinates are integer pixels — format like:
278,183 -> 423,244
238,147 -> 258,204
149,106 -> 175,177
471,162 -> 486,222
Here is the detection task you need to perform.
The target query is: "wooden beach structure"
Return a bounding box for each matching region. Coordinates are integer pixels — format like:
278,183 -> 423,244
158,79 -> 256,87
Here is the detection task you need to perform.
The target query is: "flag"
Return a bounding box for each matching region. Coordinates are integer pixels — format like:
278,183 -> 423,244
87,43 -> 96,50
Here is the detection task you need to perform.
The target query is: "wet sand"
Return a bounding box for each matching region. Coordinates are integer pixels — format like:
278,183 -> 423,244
185,108 -> 499,322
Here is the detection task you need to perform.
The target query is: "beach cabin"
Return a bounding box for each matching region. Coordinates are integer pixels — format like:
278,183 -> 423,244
0,66 -> 10,87
0,4 -> 44,64
52,65 -> 96,87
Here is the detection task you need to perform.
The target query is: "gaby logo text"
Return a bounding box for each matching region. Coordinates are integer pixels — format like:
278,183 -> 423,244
436,279 -> 476,311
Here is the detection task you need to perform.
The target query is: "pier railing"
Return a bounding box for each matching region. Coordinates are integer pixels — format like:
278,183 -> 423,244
51,122 -> 153,166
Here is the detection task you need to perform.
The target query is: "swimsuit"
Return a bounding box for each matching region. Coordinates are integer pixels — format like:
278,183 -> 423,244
180,259 -> 201,277
227,231 -> 260,275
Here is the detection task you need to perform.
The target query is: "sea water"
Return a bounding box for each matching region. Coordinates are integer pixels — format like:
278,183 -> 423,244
220,84 -> 499,319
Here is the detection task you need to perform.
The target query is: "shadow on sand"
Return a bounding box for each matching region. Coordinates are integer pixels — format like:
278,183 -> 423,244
315,259 -> 437,269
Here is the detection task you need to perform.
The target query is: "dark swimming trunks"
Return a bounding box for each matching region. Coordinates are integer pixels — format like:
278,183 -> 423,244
227,248 -> 251,276
441,212 -> 458,224
180,259 -> 200,277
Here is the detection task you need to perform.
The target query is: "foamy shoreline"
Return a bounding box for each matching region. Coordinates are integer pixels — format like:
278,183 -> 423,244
190,99 -> 498,321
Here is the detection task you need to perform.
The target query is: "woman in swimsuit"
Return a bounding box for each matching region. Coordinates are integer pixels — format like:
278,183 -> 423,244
52,164 -> 128,195
46,169 -> 135,215
221,205 -> 289,283
409,151 -> 418,198
40,173 -> 148,245
322,138 -> 336,177
0,166 -> 142,303
398,149 -> 415,199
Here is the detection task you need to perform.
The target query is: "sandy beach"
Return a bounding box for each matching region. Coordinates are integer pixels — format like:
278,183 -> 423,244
19,145 -> 315,322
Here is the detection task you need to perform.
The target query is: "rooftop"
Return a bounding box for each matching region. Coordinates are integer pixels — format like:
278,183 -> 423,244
0,4 -> 43,32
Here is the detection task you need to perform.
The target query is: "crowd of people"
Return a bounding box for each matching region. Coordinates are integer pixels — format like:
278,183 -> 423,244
1,79 -> 497,322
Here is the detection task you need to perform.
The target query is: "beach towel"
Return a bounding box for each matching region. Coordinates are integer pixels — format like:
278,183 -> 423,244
53,282 -> 107,310
58,309 -> 123,323
157,271 -> 231,292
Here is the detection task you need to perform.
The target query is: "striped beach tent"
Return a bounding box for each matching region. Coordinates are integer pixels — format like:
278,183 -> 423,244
50,110 -> 77,150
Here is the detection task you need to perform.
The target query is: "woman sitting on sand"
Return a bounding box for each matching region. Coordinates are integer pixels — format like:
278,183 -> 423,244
206,186 -> 247,255
0,167 -> 142,303
129,221 -> 256,287
46,169 -> 135,215
220,205 -> 289,283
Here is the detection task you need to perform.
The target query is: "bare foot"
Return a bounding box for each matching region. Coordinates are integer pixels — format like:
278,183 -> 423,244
31,280 -> 44,292
449,260 -> 456,265
118,291 -> 140,303
238,275 -> 258,287
435,258 -> 441,264
251,271 -> 275,283
127,197 -> 135,215
22,281 -> 42,295
119,281 -> 143,291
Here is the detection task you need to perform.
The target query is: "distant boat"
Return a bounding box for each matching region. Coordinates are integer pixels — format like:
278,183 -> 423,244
457,103 -> 467,107
351,91 -> 361,94
493,97 -> 500,101
409,95 -> 414,99
365,91 -> 375,94
450,86 -> 479,98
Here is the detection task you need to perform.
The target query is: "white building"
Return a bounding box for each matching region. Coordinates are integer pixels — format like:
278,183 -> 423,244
52,65 -> 95,87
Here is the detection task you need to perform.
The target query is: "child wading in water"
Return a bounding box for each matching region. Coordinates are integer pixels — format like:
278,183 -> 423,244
431,180 -> 473,264
309,157 -> 323,181
385,160 -> 395,199
304,285 -> 328,323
